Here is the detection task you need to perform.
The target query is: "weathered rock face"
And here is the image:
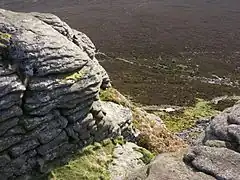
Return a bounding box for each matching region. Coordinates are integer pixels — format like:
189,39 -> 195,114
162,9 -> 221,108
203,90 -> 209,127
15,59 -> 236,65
0,9 -> 131,179
109,142 -> 147,180
185,103 -> 240,180
127,103 -> 240,180
126,149 -> 214,180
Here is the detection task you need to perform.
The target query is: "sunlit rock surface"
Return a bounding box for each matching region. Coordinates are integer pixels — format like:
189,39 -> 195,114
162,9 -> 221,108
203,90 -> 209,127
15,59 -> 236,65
0,9 -> 131,179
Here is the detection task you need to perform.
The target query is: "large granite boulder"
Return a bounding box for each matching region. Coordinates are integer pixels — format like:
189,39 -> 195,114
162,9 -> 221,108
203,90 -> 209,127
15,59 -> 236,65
0,9 -> 131,179
185,146 -> 240,180
126,149 -> 214,180
185,103 -> 240,180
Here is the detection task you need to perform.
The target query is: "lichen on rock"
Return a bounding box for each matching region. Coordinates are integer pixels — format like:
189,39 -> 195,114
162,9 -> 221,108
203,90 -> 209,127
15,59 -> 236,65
0,32 -> 11,48
0,8 -> 132,179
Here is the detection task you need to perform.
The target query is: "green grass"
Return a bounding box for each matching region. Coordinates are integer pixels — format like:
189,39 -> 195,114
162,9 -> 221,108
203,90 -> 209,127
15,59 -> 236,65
99,87 -> 130,107
48,137 -> 156,180
158,99 -> 219,133
49,139 -> 115,180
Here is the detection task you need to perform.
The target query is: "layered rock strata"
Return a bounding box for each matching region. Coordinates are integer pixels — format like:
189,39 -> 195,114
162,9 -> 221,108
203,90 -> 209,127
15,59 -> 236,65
0,9 -> 131,179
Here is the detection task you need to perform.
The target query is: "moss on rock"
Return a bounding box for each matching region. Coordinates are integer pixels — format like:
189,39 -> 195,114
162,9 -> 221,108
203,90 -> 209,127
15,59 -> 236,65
0,32 -> 11,48
60,69 -> 86,83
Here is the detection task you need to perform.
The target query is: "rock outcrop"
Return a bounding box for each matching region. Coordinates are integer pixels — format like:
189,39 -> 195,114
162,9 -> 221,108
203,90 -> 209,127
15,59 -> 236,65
0,9 -> 132,179
185,103 -> 240,180
127,103 -> 240,180
126,149 -> 214,180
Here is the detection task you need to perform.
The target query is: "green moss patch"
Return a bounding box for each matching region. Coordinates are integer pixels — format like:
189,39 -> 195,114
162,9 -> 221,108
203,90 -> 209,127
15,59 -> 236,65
99,87 -> 131,107
158,99 -> 219,133
112,136 -> 126,146
49,139 -> 117,180
133,147 -> 155,164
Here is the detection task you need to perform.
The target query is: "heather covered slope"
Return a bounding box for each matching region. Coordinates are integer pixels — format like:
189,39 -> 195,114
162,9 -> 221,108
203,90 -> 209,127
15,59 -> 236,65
3,0 -> 240,106
0,9 -> 182,179
0,9 -> 240,180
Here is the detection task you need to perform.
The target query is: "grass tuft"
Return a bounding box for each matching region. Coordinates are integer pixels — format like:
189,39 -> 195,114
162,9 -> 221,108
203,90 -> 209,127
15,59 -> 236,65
99,87 -> 131,107
49,139 -> 117,180
100,88 -> 186,154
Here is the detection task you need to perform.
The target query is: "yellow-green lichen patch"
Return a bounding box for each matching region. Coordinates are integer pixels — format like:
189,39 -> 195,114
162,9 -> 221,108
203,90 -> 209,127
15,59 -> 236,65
158,99 -> 219,133
0,32 -> 11,48
49,139 -> 117,180
60,69 -> 86,83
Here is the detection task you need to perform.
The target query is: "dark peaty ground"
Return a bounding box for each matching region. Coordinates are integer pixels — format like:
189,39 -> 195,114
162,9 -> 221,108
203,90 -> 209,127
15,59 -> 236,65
1,0 -> 240,105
